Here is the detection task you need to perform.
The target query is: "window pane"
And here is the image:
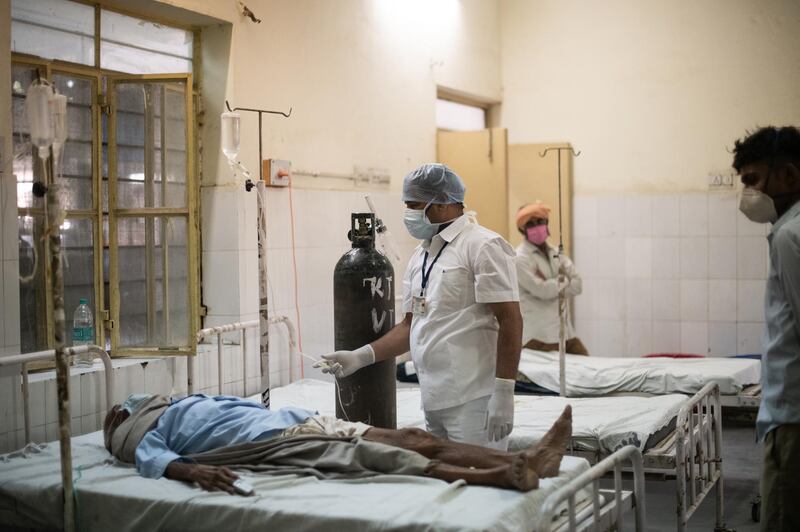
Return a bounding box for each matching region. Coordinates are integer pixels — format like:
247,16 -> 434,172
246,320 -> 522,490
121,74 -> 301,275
114,82 -> 187,208
100,9 -> 193,75
53,73 -> 95,210
435,98 -> 486,131
19,215 -> 48,353
62,218 -> 96,346
117,216 -> 189,348
12,64 -> 44,210
101,41 -> 192,75
11,0 -> 95,66
101,9 -> 192,63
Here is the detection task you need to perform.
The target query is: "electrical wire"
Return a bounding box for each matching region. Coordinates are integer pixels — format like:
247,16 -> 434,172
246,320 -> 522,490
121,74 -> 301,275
287,176 -> 304,378
295,350 -> 351,422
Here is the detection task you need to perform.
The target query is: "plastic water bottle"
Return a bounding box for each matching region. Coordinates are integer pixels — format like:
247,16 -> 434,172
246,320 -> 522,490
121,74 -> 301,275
72,298 -> 95,367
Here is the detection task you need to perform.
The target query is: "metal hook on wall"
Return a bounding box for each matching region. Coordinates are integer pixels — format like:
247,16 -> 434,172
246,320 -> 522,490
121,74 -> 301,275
224,100 -> 292,190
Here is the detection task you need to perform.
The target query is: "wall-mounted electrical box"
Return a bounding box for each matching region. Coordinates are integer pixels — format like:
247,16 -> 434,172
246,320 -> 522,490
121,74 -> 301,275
263,159 -> 291,187
708,171 -> 736,189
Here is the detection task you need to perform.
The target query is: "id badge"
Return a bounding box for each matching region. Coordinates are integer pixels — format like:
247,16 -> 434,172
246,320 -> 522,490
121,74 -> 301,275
412,295 -> 427,316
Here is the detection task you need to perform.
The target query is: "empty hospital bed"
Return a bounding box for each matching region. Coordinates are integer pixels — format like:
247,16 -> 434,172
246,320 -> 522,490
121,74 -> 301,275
272,378 -> 727,532
517,349 -> 761,408
0,349 -> 645,532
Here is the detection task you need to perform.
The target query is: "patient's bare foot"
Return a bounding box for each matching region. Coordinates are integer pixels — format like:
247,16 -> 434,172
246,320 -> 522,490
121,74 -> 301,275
506,453 -> 539,491
522,405 -> 572,478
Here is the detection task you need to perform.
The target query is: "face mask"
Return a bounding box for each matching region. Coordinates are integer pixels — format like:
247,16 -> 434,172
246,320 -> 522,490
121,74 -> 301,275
122,393 -> 154,414
526,225 -> 549,245
404,203 -> 440,240
739,188 -> 777,224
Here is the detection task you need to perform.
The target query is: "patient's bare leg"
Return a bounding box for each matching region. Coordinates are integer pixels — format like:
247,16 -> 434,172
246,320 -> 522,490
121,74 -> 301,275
522,405 -> 572,478
424,455 -> 539,491
362,405 -> 572,479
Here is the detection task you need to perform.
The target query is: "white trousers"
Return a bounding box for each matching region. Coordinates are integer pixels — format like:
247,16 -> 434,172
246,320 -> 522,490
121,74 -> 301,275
424,395 -> 509,451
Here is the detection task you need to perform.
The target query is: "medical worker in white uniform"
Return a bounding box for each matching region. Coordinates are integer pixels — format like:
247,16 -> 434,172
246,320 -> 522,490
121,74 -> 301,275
317,164 -> 523,449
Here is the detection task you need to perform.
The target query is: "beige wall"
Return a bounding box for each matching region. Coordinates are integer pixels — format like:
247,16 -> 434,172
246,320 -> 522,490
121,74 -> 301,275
174,0 -> 502,191
500,0 -> 800,194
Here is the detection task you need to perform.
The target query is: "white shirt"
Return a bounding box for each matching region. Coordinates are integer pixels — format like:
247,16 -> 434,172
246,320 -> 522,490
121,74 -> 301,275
515,240 -> 582,345
402,215 -> 519,411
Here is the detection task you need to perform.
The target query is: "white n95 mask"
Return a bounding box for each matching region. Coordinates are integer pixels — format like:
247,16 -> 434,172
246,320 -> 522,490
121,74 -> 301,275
404,204 -> 440,240
739,188 -> 778,224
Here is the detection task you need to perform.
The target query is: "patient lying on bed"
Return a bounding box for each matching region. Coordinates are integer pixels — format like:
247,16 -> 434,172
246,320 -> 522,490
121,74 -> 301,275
103,394 -> 572,494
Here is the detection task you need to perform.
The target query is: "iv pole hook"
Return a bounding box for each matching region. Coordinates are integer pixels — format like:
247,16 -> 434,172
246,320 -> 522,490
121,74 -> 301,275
224,100 -> 292,190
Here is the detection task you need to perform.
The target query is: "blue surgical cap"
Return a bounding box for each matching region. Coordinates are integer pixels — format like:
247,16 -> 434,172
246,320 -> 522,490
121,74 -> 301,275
402,163 -> 466,204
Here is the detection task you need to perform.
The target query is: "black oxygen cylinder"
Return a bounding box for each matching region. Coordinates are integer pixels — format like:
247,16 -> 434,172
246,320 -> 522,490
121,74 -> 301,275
333,213 -> 396,429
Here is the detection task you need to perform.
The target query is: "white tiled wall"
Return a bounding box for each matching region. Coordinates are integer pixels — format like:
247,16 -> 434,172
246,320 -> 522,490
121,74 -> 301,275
574,190 -> 768,357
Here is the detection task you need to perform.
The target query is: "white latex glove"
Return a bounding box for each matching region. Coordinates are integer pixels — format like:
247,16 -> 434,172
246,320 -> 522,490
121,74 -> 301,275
313,345 -> 375,378
487,378 -> 515,442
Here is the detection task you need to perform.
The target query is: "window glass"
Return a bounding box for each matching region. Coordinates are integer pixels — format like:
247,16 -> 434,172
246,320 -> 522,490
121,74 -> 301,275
18,215 -> 48,353
11,64 -> 43,210
100,10 -> 193,74
435,98 -> 486,131
11,0 -> 95,66
53,73 -> 95,211
117,216 -> 188,348
62,218 -> 97,346
114,82 -> 187,209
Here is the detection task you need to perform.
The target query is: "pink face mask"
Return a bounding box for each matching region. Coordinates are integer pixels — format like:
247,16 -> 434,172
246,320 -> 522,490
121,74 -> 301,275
526,225 -> 549,245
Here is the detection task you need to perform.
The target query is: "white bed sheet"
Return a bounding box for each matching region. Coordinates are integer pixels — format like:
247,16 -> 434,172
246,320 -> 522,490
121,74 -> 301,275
0,429 -> 592,532
518,349 -> 761,396
270,379 -> 687,454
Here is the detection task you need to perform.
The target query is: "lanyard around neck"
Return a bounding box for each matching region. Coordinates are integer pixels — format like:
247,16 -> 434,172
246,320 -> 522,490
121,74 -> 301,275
420,241 -> 449,296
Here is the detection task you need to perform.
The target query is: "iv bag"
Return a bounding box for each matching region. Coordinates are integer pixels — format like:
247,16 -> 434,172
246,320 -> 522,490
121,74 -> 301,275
51,93 -> 68,146
221,111 -> 241,163
25,81 -> 55,160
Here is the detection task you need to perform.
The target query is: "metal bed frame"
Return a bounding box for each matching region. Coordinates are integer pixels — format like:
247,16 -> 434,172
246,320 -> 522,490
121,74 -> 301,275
0,345 -> 113,446
559,382 -> 729,532
1,337 -> 646,532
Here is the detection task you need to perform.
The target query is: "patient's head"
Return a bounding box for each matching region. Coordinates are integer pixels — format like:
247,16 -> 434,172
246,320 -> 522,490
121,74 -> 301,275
103,393 -> 155,451
103,404 -> 129,452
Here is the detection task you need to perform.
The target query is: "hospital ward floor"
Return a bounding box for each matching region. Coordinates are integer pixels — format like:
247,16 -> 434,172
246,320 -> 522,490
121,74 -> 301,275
614,419 -> 761,532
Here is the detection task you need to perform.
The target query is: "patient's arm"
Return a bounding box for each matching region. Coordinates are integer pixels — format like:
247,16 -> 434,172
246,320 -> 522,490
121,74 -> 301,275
164,461 -> 239,494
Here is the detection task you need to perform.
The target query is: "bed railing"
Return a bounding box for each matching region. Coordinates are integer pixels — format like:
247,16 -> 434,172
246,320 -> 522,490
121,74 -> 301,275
537,445 -> 646,532
675,381 -> 726,532
0,345 -> 113,445
195,320 -> 259,396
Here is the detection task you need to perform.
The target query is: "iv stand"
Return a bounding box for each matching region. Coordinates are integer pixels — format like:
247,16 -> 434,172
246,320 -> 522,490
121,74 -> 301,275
223,100 -> 291,407
538,146 -> 581,398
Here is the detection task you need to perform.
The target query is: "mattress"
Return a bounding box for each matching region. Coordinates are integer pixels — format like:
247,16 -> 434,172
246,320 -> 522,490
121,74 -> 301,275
0,429 -> 592,532
270,379 -> 687,454
517,349 -> 761,396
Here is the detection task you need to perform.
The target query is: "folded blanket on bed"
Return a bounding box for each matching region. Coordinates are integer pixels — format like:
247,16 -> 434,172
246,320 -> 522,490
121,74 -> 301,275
187,434 -> 432,480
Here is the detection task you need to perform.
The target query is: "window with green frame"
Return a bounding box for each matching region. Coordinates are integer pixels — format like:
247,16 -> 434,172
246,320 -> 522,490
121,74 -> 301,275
11,0 -> 200,357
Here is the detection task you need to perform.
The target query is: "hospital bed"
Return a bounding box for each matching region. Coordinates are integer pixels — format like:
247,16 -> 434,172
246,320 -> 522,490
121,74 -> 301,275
0,347 -> 646,532
271,378 -> 727,532
517,349 -> 760,405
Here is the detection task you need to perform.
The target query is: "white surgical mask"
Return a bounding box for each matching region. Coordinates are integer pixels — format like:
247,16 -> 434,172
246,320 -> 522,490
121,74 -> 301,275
122,393 -> 154,414
404,202 -> 440,241
739,188 -> 778,224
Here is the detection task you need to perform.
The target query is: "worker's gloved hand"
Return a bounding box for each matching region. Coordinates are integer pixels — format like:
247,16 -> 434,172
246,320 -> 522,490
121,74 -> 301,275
487,377 -> 515,441
314,344 -> 375,378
